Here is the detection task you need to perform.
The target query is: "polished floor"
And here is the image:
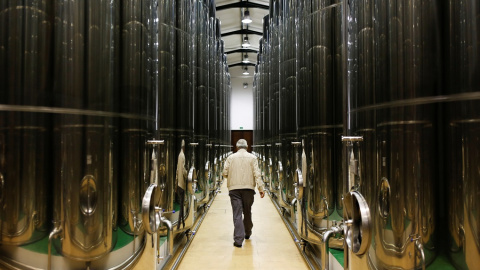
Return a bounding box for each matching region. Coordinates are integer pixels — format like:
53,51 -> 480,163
134,181 -> 308,270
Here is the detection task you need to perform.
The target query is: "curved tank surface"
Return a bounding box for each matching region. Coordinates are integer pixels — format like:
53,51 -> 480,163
445,1 -> 480,269
0,0 -> 231,269
0,0 -> 52,247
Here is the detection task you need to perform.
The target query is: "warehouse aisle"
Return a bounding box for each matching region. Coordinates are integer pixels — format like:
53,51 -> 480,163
177,182 -> 308,270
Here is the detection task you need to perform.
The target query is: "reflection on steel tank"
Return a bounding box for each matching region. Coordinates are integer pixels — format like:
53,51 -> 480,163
0,0 -> 152,268
194,0 -> 211,207
278,0 -> 297,218
155,0 -> 177,215
345,0 -> 441,269
51,0 -> 119,261
269,0 -> 280,195
0,0 -> 53,247
119,0 -> 155,243
446,1 -> 480,269
302,1 -> 343,234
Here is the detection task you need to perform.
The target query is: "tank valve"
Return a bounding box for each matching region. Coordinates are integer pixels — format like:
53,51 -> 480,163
48,225 -> 63,270
344,190 -> 371,255
142,184 -> 174,263
411,235 -> 425,270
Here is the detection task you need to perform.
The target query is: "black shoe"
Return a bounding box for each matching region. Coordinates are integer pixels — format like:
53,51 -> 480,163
233,242 -> 242,248
245,234 -> 251,239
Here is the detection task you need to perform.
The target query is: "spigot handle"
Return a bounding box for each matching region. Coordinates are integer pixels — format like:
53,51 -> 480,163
142,184 -> 160,234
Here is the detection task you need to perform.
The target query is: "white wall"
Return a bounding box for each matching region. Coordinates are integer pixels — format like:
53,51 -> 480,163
230,73 -> 254,130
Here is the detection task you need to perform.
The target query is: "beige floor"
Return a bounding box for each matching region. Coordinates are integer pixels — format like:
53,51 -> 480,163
177,182 -> 308,270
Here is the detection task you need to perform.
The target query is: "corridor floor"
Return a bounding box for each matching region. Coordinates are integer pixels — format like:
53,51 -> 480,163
177,181 -> 308,270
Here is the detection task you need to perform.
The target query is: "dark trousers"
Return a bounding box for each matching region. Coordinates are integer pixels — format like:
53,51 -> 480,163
229,189 -> 255,245
177,186 -> 185,229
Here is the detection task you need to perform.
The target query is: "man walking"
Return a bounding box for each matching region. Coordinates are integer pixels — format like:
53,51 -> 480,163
223,139 -> 265,248
176,140 -> 187,230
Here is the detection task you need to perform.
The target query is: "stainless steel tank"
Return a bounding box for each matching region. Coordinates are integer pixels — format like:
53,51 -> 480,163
225,71 -> 231,146
211,18 -> 222,187
258,43 -> 265,151
207,8 -> 217,192
215,40 -> 224,151
226,59 -> 231,148
303,1 -> 342,232
446,1 -> 480,269
372,1 -> 439,268
223,56 -> 229,146
0,0 -> 52,247
141,3 -> 195,263
176,0 -> 194,141
1,0 -> 153,268
220,57 -> 226,146
117,1 -> 155,266
155,0 -> 177,217
342,0 -> 378,268
119,0 -> 155,241
51,0 -> 119,262
295,0 -> 310,241
269,0 -> 280,194
171,0 -> 196,229
262,15 -> 273,187
344,0 -> 441,269
296,0 -> 309,147
0,0 -> 227,268
278,0 -> 297,213
253,54 -> 260,147
194,0 -> 210,207
258,40 -> 270,184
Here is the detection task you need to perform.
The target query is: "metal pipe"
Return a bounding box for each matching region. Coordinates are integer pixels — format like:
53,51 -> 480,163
322,226 -> 343,270
414,239 -> 426,270
48,226 -> 63,270
161,216 -> 174,257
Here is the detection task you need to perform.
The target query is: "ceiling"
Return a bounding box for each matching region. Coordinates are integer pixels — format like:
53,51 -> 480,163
215,0 -> 269,81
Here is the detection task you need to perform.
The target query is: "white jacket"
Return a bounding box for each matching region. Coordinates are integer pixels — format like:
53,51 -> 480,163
177,150 -> 187,189
223,149 -> 264,192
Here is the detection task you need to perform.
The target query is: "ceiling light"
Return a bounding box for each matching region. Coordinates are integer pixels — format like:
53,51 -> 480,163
242,10 -> 252,24
243,66 -> 249,75
242,54 -> 249,63
242,36 -> 250,48
243,82 -> 248,89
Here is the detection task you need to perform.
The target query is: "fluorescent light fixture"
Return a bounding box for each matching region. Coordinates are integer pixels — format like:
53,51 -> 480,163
242,10 -> 252,24
242,36 -> 250,48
